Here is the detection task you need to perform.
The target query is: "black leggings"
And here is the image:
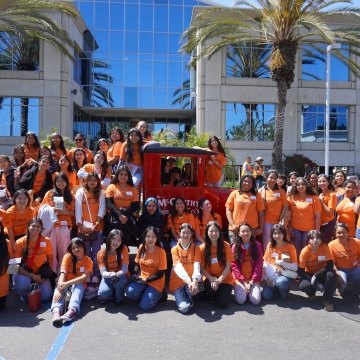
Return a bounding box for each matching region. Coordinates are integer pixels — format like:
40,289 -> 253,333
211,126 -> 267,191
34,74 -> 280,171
204,279 -> 233,308
299,271 -> 336,303
0,296 -> 6,310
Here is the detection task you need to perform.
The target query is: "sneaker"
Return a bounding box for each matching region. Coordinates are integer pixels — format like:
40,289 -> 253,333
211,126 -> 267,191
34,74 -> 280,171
61,308 -> 77,323
324,303 -> 335,312
52,309 -> 62,327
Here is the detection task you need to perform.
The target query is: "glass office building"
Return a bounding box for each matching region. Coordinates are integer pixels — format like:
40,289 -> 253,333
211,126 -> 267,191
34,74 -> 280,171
73,0 -> 212,139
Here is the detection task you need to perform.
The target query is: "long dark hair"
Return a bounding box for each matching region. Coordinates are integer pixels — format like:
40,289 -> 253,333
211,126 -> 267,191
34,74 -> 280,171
22,218 -> 44,264
94,150 -> 110,180
72,148 -> 87,172
12,146 -> 26,166
95,138 -> 109,152
234,223 -> 259,263
53,172 -> 73,204
264,169 -> 279,190
238,174 -> 257,195
124,128 -> 144,163
24,132 -> 41,150
208,135 -> 225,156
0,226 -> 9,276
333,170 -> 346,189
104,229 -> 124,270
66,237 -> 86,275
57,155 -> 73,173
138,226 -> 162,258
50,133 -> 67,154
317,174 -> 335,193
204,221 -> 226,267
198,198 -> 215,225
83,172 -> 101,200
289,177 -> 317,196
270,224 -> 292,248
170,196 -> 190,226
110,127 -> 125,144
13,189 -> 31,207
111,165 -> 134,187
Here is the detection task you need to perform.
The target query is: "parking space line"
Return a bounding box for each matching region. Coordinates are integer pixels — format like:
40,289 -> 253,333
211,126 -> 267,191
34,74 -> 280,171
44,323 -> 74,360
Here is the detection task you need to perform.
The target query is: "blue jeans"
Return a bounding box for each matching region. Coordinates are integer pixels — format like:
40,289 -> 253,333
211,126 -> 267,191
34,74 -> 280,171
125,282 -> 162,311
51,284 -> 85,314
173,285 -> 193,314
83,231 -> 104,278
337,267 -> 360,293
262,276 -> 290,300
98,275 -> 128,303
13,274 -> 52,303
356,228 -> 360,239
292,229 -> 308,256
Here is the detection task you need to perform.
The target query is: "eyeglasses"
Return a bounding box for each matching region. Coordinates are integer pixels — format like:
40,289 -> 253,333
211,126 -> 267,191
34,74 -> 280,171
75,139 -> 83,142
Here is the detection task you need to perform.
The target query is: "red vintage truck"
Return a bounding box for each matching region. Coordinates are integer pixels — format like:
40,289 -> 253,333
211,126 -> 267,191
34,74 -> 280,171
142,145 -> 234,228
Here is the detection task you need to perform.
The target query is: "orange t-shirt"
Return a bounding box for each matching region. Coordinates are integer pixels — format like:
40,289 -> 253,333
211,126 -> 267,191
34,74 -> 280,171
52,148 -> 67,162
225,191 -> 265,228
120,142 -> 142,167
199,241 -> 234,285
107,142 -> 123,162
4,205 -> 35,236
67,147 -> 93,163
78,190 -> 104,231
320,191 -> 337,225
167,212 -> 196,237
23,144 -> 40,161
194,212 -> 222,241
263,242 -> 298,266
0,239 -> 13,297
61,253 -> 93,282
0,208 -> 6,227
53,171 -> 77,189
105,183 -> 139,209
239,247 -> 253,281
288,195 -> 322,231
205,152 -> 226,184
169,243 -> 201,293
329,237 -> 360,269
299,243 -> 333,274
13,235 -> 52,274
135,245 -> 167,293
259,187 -> 287,224
32,171 -> 46,195
97,247 -> 129,273
41,190 -> 75,227
336,197 -> 356,236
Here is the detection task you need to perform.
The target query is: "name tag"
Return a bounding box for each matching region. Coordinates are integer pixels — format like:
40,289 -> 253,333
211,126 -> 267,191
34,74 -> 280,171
126,191 -> 133,196
306,198 -> 313,203
318,256 -> 325,261
40,242 -> 46,248
60,221 -> 68,226
208,160 -> 213,165
80,266 -> 85,272
274,192 -> 280,198
250,196 -> 256,200
210,258 -> 218,264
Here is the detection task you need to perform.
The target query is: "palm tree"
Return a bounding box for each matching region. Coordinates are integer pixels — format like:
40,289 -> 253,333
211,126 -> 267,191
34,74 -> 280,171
172,79 -> 192,109
0,0 -> 77,59
90,60 -> 115,107
181,1 -> 360,171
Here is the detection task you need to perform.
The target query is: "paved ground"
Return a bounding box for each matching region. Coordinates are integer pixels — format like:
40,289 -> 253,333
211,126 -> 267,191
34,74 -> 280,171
0,286 -> 359,360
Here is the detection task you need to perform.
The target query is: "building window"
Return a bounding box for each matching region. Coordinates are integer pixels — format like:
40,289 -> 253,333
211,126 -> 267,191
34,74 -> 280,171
226,43 -> 270,78
301,44 -> 350,81
301,105 -> 348,142
0,97 -> 39,136
0,32 -> 39,71
225,103 -> 275,141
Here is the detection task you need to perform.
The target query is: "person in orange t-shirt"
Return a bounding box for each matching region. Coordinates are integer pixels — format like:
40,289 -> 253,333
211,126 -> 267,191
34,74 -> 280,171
205,136 -> 227,187
51,238 -> 93,326
200,221 -> 234,308
97,229 -> 129,304
169,223 -> 202,313
4,189 -> 35,247
53,155 -> 77,190
259,169 -> 288,250
75,173 -> 106,284
119,128 -> 144,187
298,230 -> 336,311
0,226 -> 13,310
336,180 -> 357,237
287,177 -> 321,256
226,174 -> 265,244
105,165 -> 139,246
107,127 -> 125,171
136,120 -> 153,142
22,132 -> 41,161
125,226 -> 167,311
318,174 -> 337,244
329,223 -> 360,295
167,196 -> 196,249
231,224 -> 263,305
50,133 -> 68,162
67,134 -> 93,164
13,218 -> 53,303
262,224 -> 298,301
41,173 -> 75,273
195,198 -> 222,243
332,170 -> 346,196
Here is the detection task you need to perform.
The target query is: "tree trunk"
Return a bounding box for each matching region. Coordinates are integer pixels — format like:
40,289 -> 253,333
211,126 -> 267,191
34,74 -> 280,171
20,97 -> 29,136
272,79 -> 287,172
